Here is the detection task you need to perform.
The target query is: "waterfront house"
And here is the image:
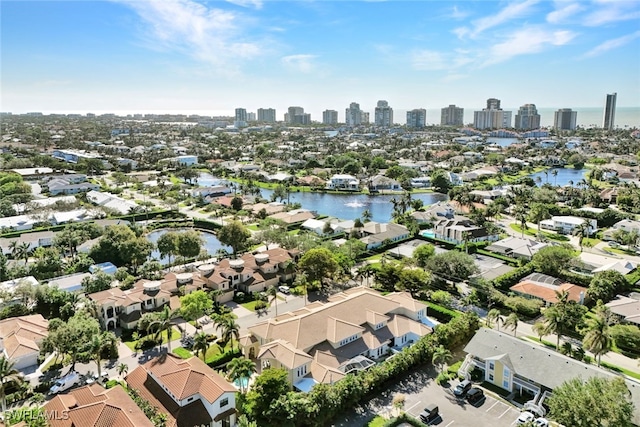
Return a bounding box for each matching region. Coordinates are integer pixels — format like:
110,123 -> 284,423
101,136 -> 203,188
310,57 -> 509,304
326,174 -> 360,191
432,216 -> 499,245
359,222 -> 410,249
539,216 -> 597,235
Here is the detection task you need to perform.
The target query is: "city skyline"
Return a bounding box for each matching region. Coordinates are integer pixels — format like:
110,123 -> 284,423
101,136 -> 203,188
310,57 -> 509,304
1,1 -> 639,117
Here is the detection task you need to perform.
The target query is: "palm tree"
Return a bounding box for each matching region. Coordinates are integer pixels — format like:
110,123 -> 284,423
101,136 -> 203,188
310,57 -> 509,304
219,316 -> 241,351
543,304 -> 565,351
552,169 -> 558,186
503,313 -> 519,337
266,285 -> 279,316
150,306 -> 178,350
583,304 -> 613,367
15,242 -> 31,265
532,322 -> 547,342
0,356 -> 22,414
226,358 -> 257,394
193,332 -> 210,360
88,334 -> 107,380
487,309 -> 502,330
117,363 -> 129,378
432,345 -> 452,376
8,241 -> 19,260
361,209 -> 372,223
574,219 -> 592,252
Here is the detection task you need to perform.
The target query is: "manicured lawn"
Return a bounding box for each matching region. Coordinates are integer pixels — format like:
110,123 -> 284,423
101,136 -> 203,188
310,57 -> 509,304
123,327 -> 182,351
241,300 -> 262,311
601,361 -> 640,380
246,224 -> 260,231
581,237 -> 602,247
366,416 -> 387,427
172,347 -> 193,359
509,224 -> 569,241
603,246 -> 638,256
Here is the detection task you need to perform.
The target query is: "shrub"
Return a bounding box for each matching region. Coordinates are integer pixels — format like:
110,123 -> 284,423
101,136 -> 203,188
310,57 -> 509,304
207,349 -> 242,367
426,302 -> 460,323
430,290 -> 453,308
493,263 -> 535,291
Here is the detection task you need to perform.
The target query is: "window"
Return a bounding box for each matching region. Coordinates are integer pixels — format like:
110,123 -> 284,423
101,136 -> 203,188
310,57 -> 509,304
489,374 -> 494,381
488,361 -> 494,371
503,367 -> 510,378
220,397 -> 229,408
503,379 -> 509,389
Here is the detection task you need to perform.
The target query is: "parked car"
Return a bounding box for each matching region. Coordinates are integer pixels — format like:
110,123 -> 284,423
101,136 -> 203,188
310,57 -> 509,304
516,411 -> 535,425
50,371 -> 80,394
453,379 -> 472,398
278,285 -> 290,294
419,404 -> 439,424
466,387 -> 485,405
535,417 -> 549,427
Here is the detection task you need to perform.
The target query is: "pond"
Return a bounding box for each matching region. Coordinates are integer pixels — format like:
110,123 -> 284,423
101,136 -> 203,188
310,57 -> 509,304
528,168 -> 588,187
260,189 -> 448,223
197,173 -> 230,188
146,229 -> 230,264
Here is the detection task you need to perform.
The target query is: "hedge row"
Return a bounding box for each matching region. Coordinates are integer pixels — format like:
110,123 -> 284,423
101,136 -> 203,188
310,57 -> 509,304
426,302 -> 460,323
476,249 -> 520,266
493,263 -> 535,291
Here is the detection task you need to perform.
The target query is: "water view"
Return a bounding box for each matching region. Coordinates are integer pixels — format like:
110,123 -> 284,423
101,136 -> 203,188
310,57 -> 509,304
528,168 -> 588,187
147,229 -> 229,264
197,173 -> 229,188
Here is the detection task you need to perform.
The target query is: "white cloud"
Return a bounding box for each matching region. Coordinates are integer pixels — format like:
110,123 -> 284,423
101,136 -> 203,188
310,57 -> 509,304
457,0 -> 540,39
411,49 -> 473,71
447,5 -> 470,20
583,2 -> 640,26
115,0 -> 263,72
226,0 -> 263,9
546,2 -> 583,24
483,27 -> 576,66
582,30 -> 640,58
281,54 -> 318,73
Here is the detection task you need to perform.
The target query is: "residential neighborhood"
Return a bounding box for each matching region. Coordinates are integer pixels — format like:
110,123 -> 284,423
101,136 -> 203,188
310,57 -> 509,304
0,111 -> 638,427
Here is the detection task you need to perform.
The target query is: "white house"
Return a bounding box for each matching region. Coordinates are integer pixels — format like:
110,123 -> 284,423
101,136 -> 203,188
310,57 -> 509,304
410,176 -> 431,188
539,216 -> 597,235
327,174 -> 360,191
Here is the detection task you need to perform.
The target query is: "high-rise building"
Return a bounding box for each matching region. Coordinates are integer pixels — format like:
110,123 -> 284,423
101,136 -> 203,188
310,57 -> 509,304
234,108 -> 247,128
603,92 -> 617,130
514,104 -> 541,130
406,109 -> 427,128
247,112 -> 256,122
473,98 -> 511,130
345,102 -> 363,126
440,104 -> 464,126
323,110 -> 338,125
362,112 -> 370,124
374,100 -> 393,127
285,106 -> 310,125
257,108 -> 276,123
554,108 -> 577,130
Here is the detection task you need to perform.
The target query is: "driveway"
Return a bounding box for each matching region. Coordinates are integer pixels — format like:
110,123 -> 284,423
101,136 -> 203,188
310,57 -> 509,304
332,366 -> 521,427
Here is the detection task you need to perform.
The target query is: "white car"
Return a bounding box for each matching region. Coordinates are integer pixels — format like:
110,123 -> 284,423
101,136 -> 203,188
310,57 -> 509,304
535,418 -> 549,427
516,411 -> 535,425
278,285 -> 290,294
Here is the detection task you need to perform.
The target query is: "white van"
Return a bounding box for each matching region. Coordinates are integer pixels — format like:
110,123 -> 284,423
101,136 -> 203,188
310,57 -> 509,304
50,371 -> 80,394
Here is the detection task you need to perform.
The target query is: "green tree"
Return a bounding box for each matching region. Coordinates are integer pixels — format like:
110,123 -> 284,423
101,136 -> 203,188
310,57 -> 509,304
396,268 -> 432,296
231,195 -> 244,211
176,230 -> 204,259
41,312 -> 101,369
503,313 -> 519,336
588,270 -> 630,303
297,247 -> 340,289
217,221 -> 251,257
88,331 -> 117,380
149,306 -> 179,350
531,245 -> 576,277
244,368 -> 291,425
117,362 -> 129,378
487,308 -> 502,330
547,377 -> 634,427
412,244 -> 435,268
430,170 -> 451,193
610,324 -> 640,353
218,315 -> 240,351
179,290 -> 213,325
193,332 -> 210,360
156,232 -> 179,265
81,271 -> 113,294
431,345 -> 452,376
426,251 -> 480,283
0,356 -> 21,414
227,357 -> 257,394
528,203 -> 550,232
583,302 -> 613,367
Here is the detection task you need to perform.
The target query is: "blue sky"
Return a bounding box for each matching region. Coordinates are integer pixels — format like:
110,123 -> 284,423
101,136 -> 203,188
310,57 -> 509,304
1,0 -> 639,121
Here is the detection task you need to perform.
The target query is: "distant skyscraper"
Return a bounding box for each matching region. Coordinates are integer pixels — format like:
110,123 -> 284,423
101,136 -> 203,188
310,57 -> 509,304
234,108 -> 247,128
257,108 -> 276,123
286,106 -> 310,125
406,109 -> 427,128
374,100 -> 393,127
603,93 -> 617,130
440,104 -> 464,126
554,108 -> 577,130
514,104 -> 541,130
362,112 -> 370,124
247,112 -> 256,121
473,98 -> 511,130
345,102 -> 363,126
323,109 -> 338,125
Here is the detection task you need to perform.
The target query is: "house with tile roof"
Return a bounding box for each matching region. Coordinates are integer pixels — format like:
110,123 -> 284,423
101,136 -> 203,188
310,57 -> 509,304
359,222 -> 410,249
126,354 -> 237,427
0,314 -> 48,370
43,383 -> 154,427
460,328 -> 640,424
241,287 -> 431,392
509,273 -> 587,307
606,294 -> 640,325
432,215 -> 499,245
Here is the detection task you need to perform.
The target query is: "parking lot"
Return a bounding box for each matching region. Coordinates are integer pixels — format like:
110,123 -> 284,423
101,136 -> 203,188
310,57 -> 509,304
403,380 -> 521,427
333,366 -> 522,427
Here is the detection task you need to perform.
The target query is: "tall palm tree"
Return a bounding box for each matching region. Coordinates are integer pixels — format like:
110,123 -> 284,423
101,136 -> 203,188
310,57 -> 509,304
432,345 -> 452,376
8,241 -> 19,260
226,358 -> 257,394
219,316 -> 241,351
88,334 -> 107,380
150,306 -> 178,350
503,313 -> 519,337
583,303 -> 613,367
552,169 -> 558,186
532,322 -> 547,342
266,285 -> 279,317
0,356 -> 22,414
117,363 -> 129,378
15,242 -> 31,265
193,332 -> 210,360
361,209 -> 372,223
487,309 -> 502,330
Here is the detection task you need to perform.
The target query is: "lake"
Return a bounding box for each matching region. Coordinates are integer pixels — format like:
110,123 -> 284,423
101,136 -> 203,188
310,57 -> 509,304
147,229 -> 229,264
260,189 -> 448,223
197,173 -> 229,187
528,168 -> 588,187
